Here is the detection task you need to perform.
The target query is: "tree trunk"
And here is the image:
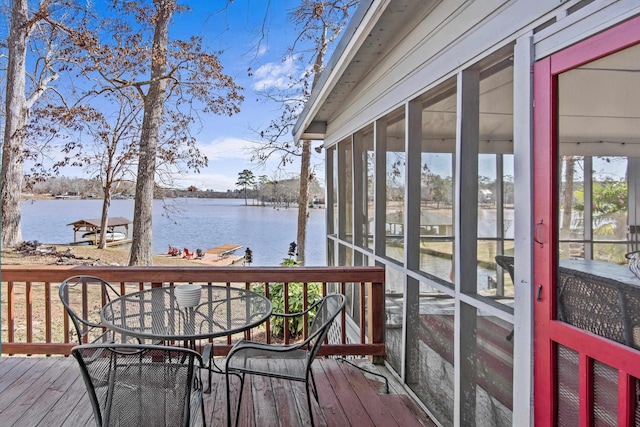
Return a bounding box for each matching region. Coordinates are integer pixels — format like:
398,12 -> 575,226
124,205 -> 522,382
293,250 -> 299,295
296,139 -> 311,265
128,1 -> 172,266
560,156 -> 575,239
98,181 -> 112,250
1,0 -> 29,249
295,22 -> 327,265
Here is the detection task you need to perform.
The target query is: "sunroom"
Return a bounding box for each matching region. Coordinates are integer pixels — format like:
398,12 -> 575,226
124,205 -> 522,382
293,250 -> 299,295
294,0 -> 640,426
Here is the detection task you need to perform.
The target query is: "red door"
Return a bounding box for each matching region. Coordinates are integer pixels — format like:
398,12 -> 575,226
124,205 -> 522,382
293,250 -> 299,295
534,16 -> 640,427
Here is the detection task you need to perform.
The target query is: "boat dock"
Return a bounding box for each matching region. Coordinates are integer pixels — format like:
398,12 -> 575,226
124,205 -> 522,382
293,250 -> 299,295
205,244 -> 243,260
67,217 -> 132,247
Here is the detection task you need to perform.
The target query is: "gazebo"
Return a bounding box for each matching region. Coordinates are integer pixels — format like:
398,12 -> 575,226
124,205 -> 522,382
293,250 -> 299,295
68,217 -> 131,245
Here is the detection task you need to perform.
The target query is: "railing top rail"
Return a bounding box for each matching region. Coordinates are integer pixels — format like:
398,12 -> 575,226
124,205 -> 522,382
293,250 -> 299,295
1,265 -> 386,283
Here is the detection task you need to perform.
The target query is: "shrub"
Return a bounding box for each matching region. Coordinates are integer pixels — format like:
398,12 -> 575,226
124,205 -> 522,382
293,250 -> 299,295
265,281 -> 322,338
251,250 -> 322,338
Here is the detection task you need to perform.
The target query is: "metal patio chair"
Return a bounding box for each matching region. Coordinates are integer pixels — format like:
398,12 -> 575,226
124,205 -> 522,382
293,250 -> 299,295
72,343 -> 206,427
495,255 -> 515,341
224,293 -> 346,427
59,275 -> 125,344
495,255 -> 515,284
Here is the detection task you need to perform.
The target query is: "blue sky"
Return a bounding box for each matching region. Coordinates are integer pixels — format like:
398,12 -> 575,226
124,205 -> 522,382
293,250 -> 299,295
166,1 -> 326,191
0,1 -> 333,192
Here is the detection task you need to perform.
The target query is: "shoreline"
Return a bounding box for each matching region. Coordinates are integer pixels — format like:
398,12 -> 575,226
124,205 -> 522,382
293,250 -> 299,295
160,252 -> 244,267
1,243 -> 243,267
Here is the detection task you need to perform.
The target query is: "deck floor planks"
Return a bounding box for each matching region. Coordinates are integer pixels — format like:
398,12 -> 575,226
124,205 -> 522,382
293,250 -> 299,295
318,358 -> 376,427
266,359 -> 306,427
248,367 -> 279,425
202,367 -> 226,427
210,365 -> 258,427
345,360 -> 437,427
0,357 -> 434,427
4,358 -> 80,427
35,371 -> 90,427
59,396 -> 94,427
384,394 -> 439,427
335,359 -> 402,427
0,357 -> 32,395
231,371 -> 256,426
0,357 -> 59,413
311,360 -> 351,426
283,358 -> 325,426
372,391 -> 438,427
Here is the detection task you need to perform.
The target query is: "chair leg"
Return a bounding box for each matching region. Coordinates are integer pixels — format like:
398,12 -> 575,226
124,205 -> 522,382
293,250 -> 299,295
225,372 -> 233,427
306,381 -> 316,427
206,352 -> 213,394
226,372 -> 245,427
202,342 -> 221,394
309,370 -> 319,402
200,395 -> 206,427
234,374 -> 245,427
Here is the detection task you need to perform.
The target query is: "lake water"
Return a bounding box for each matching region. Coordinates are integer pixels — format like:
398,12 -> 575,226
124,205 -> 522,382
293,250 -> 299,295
20,198 -> 327,266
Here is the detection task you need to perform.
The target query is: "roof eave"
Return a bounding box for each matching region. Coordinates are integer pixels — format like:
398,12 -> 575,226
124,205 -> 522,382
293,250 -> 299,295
293,0 -> 383,142
299,120 -> 328,140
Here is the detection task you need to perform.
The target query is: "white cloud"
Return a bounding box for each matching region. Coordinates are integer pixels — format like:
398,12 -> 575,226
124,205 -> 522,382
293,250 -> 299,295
183,135 -> 303,191
252,56 -> 301,91
256,43 -> 269,57
175,173 -> 238,192
198,136 -> 260,161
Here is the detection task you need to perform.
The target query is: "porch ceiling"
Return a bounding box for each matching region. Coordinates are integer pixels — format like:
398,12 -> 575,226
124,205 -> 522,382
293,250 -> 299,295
559,42 -> 640,156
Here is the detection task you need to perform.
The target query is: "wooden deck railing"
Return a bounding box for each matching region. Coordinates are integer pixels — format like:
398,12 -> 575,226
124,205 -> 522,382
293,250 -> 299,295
1,265 -> 386,358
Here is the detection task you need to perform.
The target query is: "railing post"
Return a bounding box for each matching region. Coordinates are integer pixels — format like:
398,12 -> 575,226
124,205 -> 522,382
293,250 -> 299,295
368,280 -> 385,364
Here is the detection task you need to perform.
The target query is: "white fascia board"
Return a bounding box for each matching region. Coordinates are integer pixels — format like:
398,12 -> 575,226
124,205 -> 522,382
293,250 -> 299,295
293,0 -> 390,142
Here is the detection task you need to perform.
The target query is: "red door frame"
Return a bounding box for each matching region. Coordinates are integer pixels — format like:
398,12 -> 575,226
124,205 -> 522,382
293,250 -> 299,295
533,15 -> 640,427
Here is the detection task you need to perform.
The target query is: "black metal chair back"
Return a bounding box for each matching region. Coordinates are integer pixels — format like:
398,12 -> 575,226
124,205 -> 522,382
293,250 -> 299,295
72,343 -> 205,427
59,275 -> 122,344
495,256 -> 516,341
495,255 -> 515,282
305,293 -> 345,363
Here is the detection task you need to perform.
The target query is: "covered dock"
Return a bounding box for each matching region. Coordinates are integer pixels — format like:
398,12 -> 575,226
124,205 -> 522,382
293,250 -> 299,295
67,217 -> 132,246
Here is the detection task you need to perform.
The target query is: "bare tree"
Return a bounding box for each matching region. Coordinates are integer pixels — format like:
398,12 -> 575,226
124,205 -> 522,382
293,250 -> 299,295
2,0 -> 90,248
67,91 -> 142,249
561,156 -> 576,240
252,0 -> 357,264
0,35 -> 5,138
79,1 -> 243,265
2,1 -> 31,248
155,108 -> 209,189
129,1 -> 172,266
257,174 -> 270,205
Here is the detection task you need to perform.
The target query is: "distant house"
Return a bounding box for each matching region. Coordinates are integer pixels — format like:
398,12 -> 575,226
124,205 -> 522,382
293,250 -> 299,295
54,192 -> 80,199
295,1 -> 640,426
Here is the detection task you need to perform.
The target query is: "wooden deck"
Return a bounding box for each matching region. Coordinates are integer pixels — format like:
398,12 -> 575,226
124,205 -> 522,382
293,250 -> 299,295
0,356 -> 435,427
